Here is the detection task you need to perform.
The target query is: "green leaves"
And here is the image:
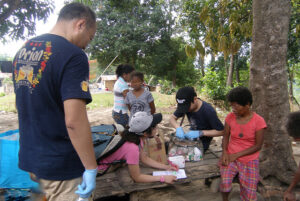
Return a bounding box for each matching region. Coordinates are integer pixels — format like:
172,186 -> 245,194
90,0 -> 168,66
182,0 -> 252,57
0,0 -> 54,42
195,40 -> 205,59
185,45 -> 197,58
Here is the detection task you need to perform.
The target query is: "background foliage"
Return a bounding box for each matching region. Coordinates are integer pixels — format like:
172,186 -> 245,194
0,0 -> 299,105
0,0 -> 54,42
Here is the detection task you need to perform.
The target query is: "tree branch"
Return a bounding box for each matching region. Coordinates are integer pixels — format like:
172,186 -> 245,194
0,0 -> 22,22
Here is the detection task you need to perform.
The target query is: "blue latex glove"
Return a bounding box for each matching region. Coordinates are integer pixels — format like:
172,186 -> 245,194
185,130 -> 203,140
75,168 -> 97,198
175,127 -> 185,139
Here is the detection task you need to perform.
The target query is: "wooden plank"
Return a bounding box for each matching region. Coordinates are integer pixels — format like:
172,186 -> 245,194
94,172 -> 125,198
95,167 -> 191,199
186,164 -> 220,180
94,150 -> 221,199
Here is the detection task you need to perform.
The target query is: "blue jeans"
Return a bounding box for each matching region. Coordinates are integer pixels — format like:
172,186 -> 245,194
112,110 -> 129,127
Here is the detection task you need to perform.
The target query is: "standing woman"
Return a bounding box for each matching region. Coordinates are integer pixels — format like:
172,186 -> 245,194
220,87 -> 267,201
112,64 -> 135,127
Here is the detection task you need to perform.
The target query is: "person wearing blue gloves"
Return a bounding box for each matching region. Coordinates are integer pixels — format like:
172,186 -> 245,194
13,3 -> 97,201
170,87 -> 224,153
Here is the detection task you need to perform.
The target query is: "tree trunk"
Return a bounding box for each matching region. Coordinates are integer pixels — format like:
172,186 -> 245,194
199,57 -> 205,77
235,56 -> 240,84
172,65 -> 176,88
287,64 -> 294,102
226,54 -> 234,87
224,57 -> 228,76
250,0 -> 296,185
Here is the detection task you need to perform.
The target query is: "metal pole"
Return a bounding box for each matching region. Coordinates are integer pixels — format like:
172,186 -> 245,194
95,55 -> 119,83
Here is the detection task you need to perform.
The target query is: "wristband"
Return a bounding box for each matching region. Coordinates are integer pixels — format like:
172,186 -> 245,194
160,176 -> 165,183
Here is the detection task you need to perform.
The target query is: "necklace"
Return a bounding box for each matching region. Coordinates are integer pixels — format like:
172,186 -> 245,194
239,125 -> 244,138
236,111 -> 253,138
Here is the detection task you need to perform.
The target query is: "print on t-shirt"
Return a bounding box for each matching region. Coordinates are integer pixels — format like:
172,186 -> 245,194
131,101 -> 146,114
14,40 -> 52,93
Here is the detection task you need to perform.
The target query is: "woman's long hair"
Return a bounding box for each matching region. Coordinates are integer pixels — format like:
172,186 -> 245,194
121,126 -> 153,145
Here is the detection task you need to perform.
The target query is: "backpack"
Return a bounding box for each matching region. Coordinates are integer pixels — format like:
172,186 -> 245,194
91,124 -> 118,136
91,124 -> 126,176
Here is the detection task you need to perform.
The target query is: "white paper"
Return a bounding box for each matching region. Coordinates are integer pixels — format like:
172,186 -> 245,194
168,156 -> 185,168
152,169 -> 187,179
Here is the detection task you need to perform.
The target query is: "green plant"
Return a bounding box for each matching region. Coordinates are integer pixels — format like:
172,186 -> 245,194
158,80 -> 176,95
198,67 -> 231,100
3,77 -> 13,85
0,94 -> 16,112
0,92 -> 5,97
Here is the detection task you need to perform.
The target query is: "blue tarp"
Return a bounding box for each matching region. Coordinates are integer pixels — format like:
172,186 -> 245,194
0,129 -> 39,189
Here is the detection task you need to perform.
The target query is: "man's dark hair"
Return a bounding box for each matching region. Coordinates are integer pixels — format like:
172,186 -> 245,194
131,71 -> 144,81
58,3 -> 96,28
227,86 -> 253,106
115,64 -> 135,78
286,111 -> 300,139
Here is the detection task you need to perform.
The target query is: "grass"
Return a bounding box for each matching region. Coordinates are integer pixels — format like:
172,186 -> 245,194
152,92 -> 176,108
86,92 -> 115,110
0,92 -> 176,113
87,92 -> 176,111
0,94 -> 16,112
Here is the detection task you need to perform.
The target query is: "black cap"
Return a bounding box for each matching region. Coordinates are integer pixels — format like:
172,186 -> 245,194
175,87 -> 197,114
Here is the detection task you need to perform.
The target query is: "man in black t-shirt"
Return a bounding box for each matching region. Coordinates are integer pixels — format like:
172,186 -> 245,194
13,3 -> 97,201
169,87 -> 224,152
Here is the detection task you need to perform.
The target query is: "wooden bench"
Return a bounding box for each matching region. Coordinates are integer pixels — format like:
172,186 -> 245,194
94,149 -> 222,199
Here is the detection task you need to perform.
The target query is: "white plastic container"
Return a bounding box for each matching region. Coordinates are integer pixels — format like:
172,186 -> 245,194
168,155 -> 185,168
193,147 -> 202,161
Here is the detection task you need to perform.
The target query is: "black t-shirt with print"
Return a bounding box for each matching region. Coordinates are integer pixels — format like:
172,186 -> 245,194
174,100 -> 224,151
13,34 -> 92,180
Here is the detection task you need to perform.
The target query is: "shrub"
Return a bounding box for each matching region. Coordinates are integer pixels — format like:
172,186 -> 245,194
198,67 -> 231,101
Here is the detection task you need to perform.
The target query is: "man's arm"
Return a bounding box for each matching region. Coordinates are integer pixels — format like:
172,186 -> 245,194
64,99 -> 97,170
169,114 -> 180,128
203,106 -> 224,137
203,129 -> 224,137
170,114 -> 186,139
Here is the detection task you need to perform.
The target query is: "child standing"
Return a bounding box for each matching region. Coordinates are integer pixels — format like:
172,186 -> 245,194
220,87 -> 267,201
125,72 -> 155,118
112,64 -> 135,127
283,111 -> 300,201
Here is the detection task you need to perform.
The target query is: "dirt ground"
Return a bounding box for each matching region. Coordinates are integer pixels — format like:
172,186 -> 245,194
1,107 -> 299,201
